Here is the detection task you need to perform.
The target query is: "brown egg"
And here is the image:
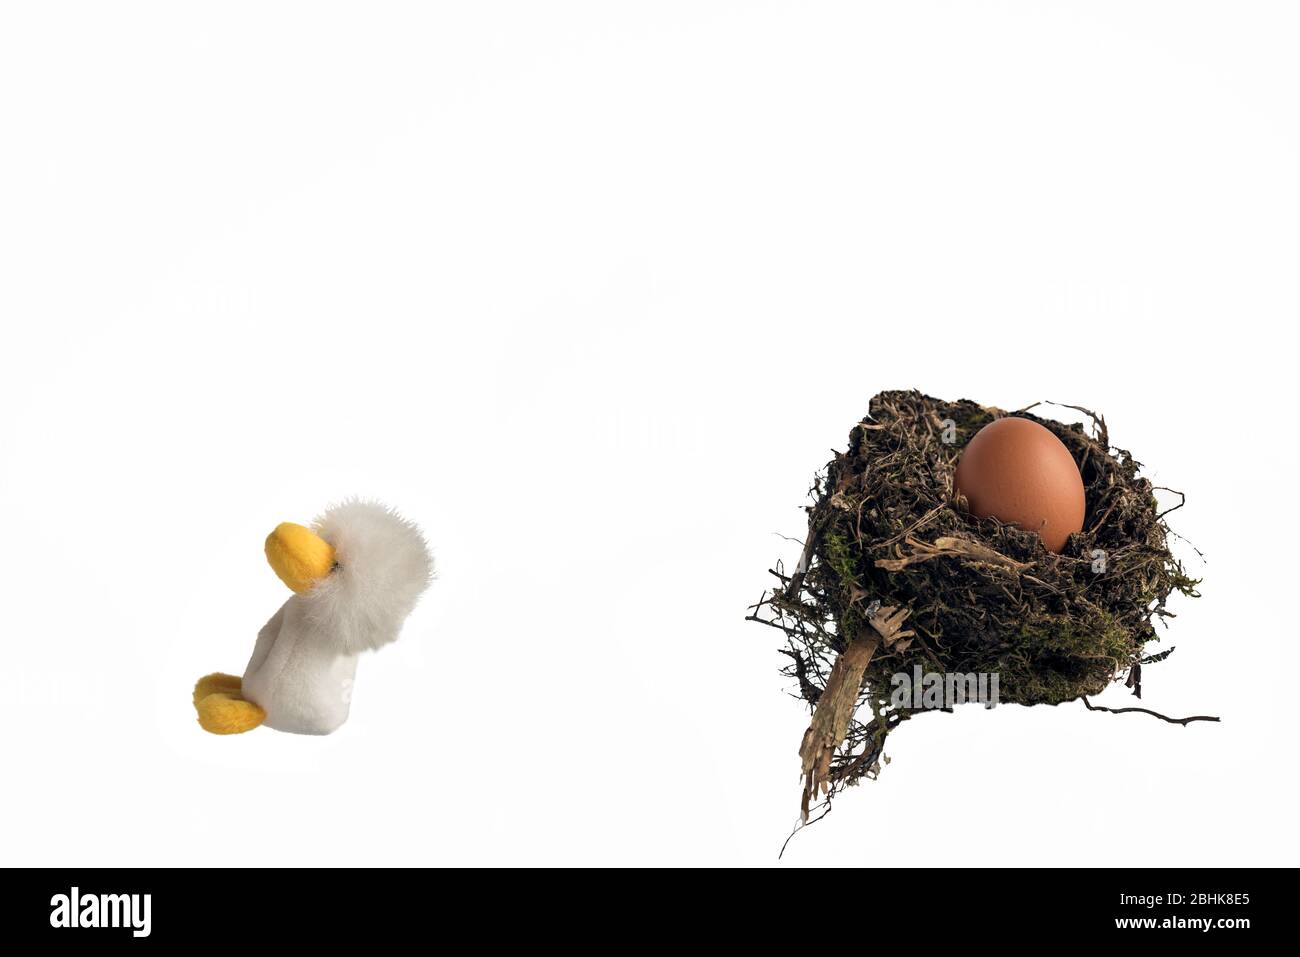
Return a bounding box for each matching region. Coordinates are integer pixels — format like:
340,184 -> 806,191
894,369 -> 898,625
953,417 -> 1085,553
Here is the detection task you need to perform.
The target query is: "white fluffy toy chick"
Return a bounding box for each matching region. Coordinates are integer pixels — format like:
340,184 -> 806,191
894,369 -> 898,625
193,501 -> 432,735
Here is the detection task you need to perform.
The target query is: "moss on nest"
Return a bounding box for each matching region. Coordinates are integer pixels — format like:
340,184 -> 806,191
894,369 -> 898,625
752,389 -> 1202,807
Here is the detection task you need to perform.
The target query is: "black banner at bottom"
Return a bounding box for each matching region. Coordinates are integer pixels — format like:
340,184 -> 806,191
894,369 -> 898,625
2,866 -> 1285,944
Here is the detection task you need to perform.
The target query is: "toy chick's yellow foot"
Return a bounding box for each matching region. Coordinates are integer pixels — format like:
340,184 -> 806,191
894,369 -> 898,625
194,673 -> 264,734
195,691 -> 265,735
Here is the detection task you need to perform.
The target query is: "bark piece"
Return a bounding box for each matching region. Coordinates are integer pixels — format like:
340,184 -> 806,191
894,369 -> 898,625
797,606 -> 914,820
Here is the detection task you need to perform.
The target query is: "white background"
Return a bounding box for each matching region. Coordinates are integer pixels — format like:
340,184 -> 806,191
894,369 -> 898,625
1,1 -> 1296,867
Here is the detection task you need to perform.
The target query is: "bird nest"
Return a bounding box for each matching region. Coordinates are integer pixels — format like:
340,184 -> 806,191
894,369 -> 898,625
750,390 -> 1212,827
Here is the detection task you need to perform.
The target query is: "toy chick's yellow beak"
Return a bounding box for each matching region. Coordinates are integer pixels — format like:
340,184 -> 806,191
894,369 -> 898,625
265,522 -> 336,594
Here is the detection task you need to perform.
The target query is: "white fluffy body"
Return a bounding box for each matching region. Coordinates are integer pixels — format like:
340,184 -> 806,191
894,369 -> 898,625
241,501 -> 433,734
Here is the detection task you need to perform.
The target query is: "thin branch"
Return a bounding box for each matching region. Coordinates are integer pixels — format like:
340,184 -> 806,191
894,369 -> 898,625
1153,486 -> 1186,520
1081,696 -> 1219,726
778,801 -> 832,860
